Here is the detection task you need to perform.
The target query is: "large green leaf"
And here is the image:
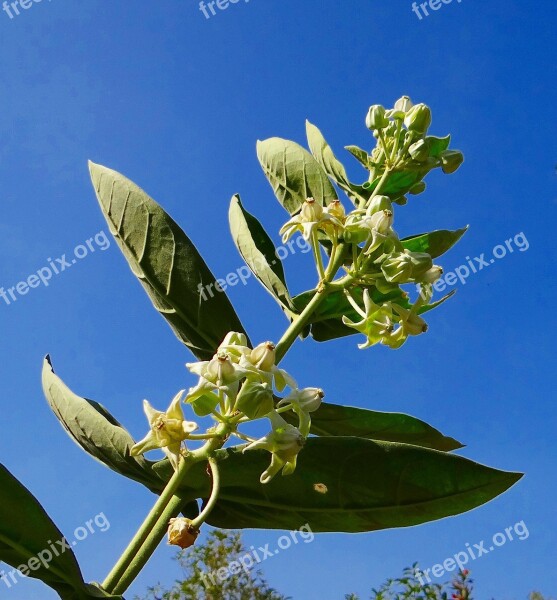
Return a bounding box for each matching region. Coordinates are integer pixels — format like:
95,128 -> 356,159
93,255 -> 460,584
282,402 -> 462,451
401,227 -> 468,258
0,463 -> 123,599
256,137 -> 337,214
228,194 -> 293,310
306,120 -> 366,206
42,356 -> 163,492
89,162 -> 247,360
153,438 -> 522,533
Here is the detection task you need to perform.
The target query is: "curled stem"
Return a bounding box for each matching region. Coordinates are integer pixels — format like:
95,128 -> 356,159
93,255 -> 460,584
191,457 -> 221,529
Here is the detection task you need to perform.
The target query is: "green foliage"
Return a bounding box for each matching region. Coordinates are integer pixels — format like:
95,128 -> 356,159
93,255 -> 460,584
281,402 -> 463,451
0,95 -> 519,599
0,463 -> 123,600
137,530 -> 288,600
89,162 -> 248,360
229,194 -> 294,311
346,564 -> 472,600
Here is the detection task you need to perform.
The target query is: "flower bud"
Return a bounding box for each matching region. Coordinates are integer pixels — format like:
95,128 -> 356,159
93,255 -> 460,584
167,518 -> 199,549
219,331 -> 248,348
285,387 -> 325,413
249,341 -> 276,371
382,251 -> 433,283
403,312 -> 428,336
366,195 -> 392,216
381,252 -> 413,283
326,199 -> 345,220
420,265 -> 443,284
369,209 -> 394,234
207,352 -> 237,384
300,198 -> 324,222
439,150 -> 464,174
236,381 -> 274,420
409,181 -> 426,195
404,103 -> 432,134
365,105 -> 389,130
394,95 -> 413,113
408,139 -> 429,162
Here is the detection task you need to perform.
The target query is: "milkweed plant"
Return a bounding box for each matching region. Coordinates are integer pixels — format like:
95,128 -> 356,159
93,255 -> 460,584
0,97 -> 522,599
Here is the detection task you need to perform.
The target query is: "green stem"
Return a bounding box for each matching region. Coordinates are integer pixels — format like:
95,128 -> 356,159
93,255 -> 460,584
275,243 -> 348,364
311,229 -> 326,281
101,454 -> 195,593
190,457 -> 220,529
103,423 -> 230,594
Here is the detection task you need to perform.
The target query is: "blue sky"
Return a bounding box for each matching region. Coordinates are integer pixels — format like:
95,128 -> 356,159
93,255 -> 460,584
0,0 -> 556,598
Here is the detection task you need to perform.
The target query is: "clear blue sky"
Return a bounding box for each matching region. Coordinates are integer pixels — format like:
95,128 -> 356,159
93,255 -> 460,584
0,1 -> 556,598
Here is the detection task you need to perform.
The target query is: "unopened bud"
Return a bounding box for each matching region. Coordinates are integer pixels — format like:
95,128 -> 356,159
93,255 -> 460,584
236,381 -> 274,420
409,181 -> 426,195
370,209 -> 394,233
326,199 -> 345,220
439,150 -> 464,174
366,194 -> 392,216
420,266 -> 443,284
208,352 -> 236,384
301,198 -> 324,222
394,95 -> 413,113
408,139 -> 430,162
365,105 -> 389,130
250,342 -> 276,371
167,518 -> 199,549
404,103 -> 432,134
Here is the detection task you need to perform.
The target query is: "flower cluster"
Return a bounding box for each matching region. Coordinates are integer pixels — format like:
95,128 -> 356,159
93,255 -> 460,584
278,96 -> 461,350
131,332 -> 324,483
184,332 -> 324,483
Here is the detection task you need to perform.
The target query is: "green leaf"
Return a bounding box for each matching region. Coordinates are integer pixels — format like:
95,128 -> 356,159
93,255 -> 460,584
256,137 -> 337,214
345,145 -> 371,169
228,195 -> 293,310
306,120 -> 368,206
426,135 -> 451,158
89,162 -> 248,360
401,227 -> 468,258
155,438 -> 522,533
0,463 -> 124,599
282,402 -> 463,451
42,356 -> 163,492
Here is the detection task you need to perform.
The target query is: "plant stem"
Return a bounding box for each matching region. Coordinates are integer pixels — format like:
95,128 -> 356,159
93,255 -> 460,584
190,457 -> 220,529
103,422 -> 230,594
101,455 -> 195,593
275,243 -> 348,364
311,229 -> 326,281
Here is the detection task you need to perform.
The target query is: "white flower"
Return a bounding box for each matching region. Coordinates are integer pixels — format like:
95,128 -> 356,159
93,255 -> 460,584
130,391 -> 198,470
243,411 -> 305,484
279,198 -> 344,243
239,341 -> 297,392
277,387 -> 324,436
